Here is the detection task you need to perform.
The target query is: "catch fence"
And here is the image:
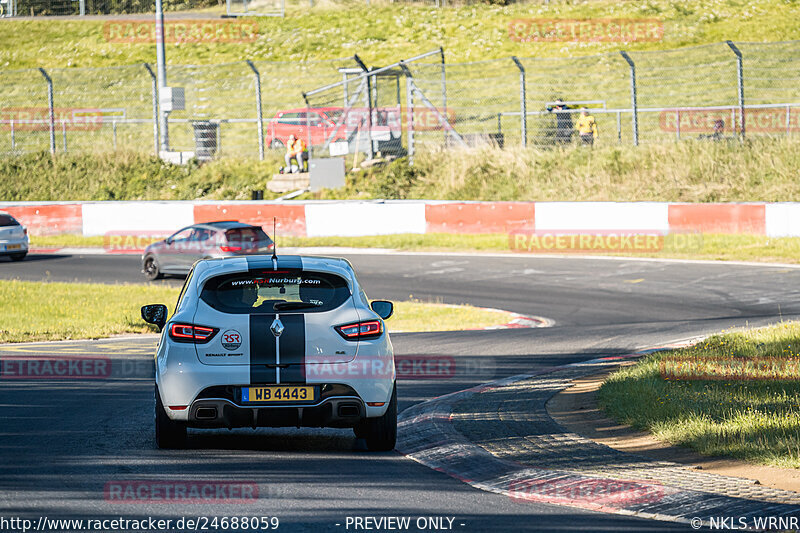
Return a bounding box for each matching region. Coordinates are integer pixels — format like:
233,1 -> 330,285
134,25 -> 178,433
1,40 -> 799,162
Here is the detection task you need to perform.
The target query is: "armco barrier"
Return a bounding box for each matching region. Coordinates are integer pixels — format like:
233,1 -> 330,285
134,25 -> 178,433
765,204 -> 800,238
425,202 -> 535,234
2,201 -> 800,239
81,202 -> 195,237
668,204 -> 766,235
0,203 -> 83,235
193,203 -> 306,237
534,202 -> 670,232
304,202 -> 426,237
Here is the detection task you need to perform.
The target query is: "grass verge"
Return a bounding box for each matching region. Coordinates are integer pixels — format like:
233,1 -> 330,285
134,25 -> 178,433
28,233 -> 800,265
6,139 -> 800,203
598,322 -> 800,469
2,0 -> 799,69
0,280 -> 508,343
0,280 -> 178,342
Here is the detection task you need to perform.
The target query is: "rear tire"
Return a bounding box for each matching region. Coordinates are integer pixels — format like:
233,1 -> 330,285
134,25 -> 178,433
155,385 -> 187,449
355,383 -> 397,452
9,252 -> 26,262
270,139 -> 284,150
143,255 -> 162,281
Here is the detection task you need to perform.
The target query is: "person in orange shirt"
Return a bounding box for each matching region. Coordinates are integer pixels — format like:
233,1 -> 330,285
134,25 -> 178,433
285,134 -> 308,173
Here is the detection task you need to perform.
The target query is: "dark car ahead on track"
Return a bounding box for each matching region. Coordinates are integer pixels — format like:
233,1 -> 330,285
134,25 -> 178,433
142,221 -> 274,280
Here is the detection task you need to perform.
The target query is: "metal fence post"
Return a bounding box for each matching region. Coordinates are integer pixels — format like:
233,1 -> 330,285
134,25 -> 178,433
353,55 -> 374,160
155,0 -> 169,152
439,47 -> 447,145
246,60 -> 265,161
10,119 -> 15,152
399,62 -> 414,165
302,92 -> 313,160
37,68 -> 55,155
726,41 -> 745,138
61,120 -> 67,152
143,63 -> 159,155
342,69 -> 349,107
619,51 -> 638,146
511,56 -> 526,147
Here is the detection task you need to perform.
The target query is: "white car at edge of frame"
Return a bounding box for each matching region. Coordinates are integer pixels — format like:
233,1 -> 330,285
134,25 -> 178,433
0,211 -> 29,262
141,254 -> 397,451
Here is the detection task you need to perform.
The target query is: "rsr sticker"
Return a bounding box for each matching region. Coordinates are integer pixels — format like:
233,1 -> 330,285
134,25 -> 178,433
221,330 -> 242,351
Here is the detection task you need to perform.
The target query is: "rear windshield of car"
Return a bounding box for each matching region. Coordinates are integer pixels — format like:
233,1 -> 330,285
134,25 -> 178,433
0,214 -> 19,227
225,227 -> 270,244
200,269 -> 350,314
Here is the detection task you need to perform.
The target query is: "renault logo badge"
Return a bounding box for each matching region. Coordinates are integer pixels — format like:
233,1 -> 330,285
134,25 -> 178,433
270,317 -> 284,338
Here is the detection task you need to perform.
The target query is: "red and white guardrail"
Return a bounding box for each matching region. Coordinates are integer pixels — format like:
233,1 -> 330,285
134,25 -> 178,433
0,200 -> 797,238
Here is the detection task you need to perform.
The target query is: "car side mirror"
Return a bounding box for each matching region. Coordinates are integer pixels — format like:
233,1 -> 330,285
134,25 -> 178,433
370,300 -> 393,320
141,304 -> 168,332
165,237 -> 173,245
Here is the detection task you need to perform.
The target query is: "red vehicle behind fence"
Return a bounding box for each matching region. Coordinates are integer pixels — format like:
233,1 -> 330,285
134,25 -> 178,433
265,107 -> 402,151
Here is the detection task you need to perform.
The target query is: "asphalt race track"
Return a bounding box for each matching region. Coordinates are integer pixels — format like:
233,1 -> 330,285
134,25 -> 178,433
2,251 -> 800,532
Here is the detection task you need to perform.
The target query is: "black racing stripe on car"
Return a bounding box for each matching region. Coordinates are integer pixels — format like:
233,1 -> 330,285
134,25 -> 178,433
277,314 -> 306,384
244,256 -> 273,270
277,256 -> 303,270
244,255 -> 303,271
249,314 -> 277,384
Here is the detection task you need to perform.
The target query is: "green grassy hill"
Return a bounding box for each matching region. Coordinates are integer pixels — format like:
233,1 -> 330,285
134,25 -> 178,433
2,0 -> 799,158
4,137 -> 800,203
2,0 -> 799,203
1,0 -> 799,69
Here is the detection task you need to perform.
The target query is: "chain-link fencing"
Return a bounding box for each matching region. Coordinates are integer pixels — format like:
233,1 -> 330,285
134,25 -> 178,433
1,40 -> 799,161
302,49 -> 465,165
1,0 -> 552,17
5,0 -> 219,17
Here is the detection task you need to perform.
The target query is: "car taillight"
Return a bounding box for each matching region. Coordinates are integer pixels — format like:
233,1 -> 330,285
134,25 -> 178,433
220,245 -> 242,252
335,320 -> 383,340
22,227 -> 27,236
169,323 -> 218,343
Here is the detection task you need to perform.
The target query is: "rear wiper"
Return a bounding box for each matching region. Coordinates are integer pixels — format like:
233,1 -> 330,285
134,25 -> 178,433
273,301 -> 322,311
